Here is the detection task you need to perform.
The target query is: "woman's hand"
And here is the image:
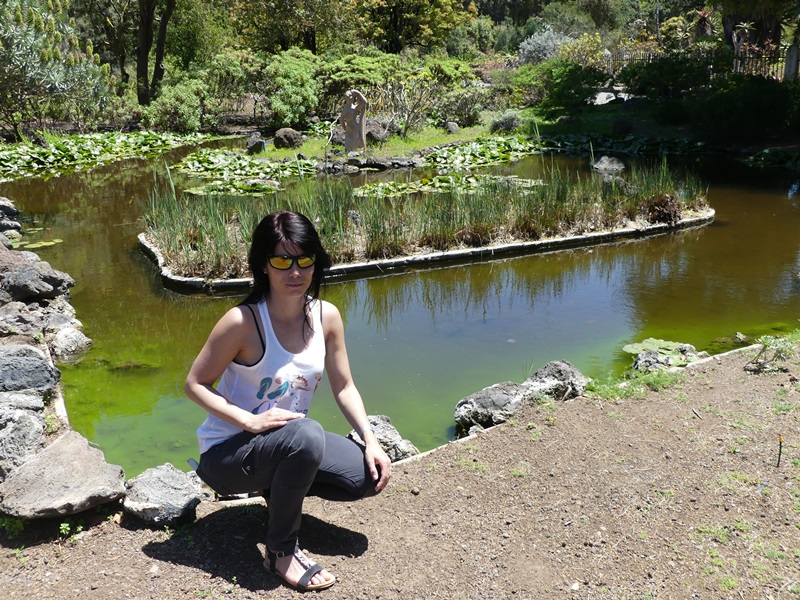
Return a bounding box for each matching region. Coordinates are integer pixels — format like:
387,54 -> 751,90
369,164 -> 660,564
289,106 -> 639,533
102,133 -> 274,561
244,407 -> 305,434
364,438 -> 392,492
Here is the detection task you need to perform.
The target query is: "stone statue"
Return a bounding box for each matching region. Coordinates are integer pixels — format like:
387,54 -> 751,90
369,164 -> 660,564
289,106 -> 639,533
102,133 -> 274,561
340,89 -> 367,153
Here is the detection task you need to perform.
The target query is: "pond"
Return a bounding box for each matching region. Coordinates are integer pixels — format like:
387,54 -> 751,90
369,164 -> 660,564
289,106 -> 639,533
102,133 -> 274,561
1,145 -> 798,477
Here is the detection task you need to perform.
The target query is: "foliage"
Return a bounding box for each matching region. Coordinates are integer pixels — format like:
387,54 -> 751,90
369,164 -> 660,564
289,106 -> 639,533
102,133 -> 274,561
145,157 -> 707,275
0,131 -> 212,183
370,73 -> 447,137
174,148 -> 318,195
445,15 -> 496,58
229,0 -> 354,54
493,15 -> 547,53
540,1 -> 595,37
316,50 -> 406,117
204,48 -> 267,115
690,74 -> 792,140
356,0 -> 468,54
164,0 -> 234,69
489,109 -> 521,133
557,32 -> 607,71
0,0 -> 109,137
429,86 -> 487,127
0,515 -> 25,539
519,27 -> 569,65
141,75 -> 210,133
514,58 -> 605,118
744,335 -> 795,373
616,51 -> 718,99
261,48 -> 320,128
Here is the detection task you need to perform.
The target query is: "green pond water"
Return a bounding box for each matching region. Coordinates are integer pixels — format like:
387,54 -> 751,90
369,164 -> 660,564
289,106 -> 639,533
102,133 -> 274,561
2,145 -> 799,477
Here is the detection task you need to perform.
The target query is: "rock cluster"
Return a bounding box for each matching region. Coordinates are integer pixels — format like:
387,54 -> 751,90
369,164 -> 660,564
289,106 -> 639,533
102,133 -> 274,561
454,360 -> 589,434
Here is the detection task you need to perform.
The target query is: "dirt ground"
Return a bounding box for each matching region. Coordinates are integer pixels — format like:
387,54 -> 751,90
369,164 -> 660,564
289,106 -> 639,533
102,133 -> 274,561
2,345 -> 800,599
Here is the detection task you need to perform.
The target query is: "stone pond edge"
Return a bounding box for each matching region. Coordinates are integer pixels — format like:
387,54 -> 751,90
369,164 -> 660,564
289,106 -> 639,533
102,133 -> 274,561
138,208 -> 716,295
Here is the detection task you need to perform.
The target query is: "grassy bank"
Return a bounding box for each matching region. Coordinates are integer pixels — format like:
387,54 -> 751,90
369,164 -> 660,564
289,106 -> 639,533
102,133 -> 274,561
143,159 -> 708,279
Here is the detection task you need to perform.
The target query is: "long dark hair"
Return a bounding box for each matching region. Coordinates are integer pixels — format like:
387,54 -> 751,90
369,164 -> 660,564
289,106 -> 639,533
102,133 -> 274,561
242,211 -> 332,305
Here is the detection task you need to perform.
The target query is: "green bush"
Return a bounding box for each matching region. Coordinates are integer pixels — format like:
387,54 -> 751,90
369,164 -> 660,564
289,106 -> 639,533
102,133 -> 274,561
690,74 -> 792,140
490,109 -> 521,132
206,48 -> 266,113
141,77 -> 208,132
316,49 -> 405,117
430,86 -> 487,127
262,47 -> 320,128
617,52 -> 717,99
513,58 -> 604,118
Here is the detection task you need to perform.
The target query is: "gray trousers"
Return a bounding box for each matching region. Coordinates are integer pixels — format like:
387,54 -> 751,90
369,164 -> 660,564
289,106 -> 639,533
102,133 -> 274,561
197,418 -> 378,553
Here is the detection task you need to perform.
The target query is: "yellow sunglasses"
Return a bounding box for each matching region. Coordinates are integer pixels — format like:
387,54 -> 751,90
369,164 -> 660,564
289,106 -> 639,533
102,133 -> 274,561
267,254 -> 316,270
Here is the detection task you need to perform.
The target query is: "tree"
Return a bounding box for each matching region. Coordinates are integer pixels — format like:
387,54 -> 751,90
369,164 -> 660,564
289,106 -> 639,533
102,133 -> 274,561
714,0 -> 798,48
136,0 -> 175,105
356,0 -> 469,53
165,0 -> 234,69
0,0 -> 109,137
69,0 -> 137,87
230,0 -> 355,54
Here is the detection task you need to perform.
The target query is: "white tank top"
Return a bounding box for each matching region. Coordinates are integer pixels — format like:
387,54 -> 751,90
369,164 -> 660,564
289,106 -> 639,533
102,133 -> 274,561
196,298 -> 326,454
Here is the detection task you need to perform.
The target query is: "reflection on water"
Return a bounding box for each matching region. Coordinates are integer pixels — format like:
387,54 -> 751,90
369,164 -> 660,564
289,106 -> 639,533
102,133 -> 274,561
2,147 -> 799,476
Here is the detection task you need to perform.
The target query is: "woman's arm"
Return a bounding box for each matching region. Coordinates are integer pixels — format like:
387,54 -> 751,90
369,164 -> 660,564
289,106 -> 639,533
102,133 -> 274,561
185,306 -> 304,434
322,301 -> 391,491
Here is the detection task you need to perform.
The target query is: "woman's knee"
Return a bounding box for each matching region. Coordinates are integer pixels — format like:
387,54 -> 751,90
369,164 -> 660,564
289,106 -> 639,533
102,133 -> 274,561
286,418 -> 325,463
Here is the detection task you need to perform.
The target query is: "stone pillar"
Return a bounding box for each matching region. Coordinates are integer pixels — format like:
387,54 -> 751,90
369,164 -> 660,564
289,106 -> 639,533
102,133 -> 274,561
340,89 -> 367,153
785,44 -> 799,82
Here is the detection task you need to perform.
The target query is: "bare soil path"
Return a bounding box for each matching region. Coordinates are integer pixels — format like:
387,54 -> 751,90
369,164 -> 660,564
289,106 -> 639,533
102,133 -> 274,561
2,346 -> 800,599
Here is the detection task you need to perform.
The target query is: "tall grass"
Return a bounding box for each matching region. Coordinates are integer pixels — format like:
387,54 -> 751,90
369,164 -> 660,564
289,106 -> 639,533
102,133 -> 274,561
142,162 -> 708,279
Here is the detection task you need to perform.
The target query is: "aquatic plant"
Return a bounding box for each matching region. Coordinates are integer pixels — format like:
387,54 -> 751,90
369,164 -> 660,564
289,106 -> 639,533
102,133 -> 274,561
142,160 -> 708,279
0,131 -> 213,183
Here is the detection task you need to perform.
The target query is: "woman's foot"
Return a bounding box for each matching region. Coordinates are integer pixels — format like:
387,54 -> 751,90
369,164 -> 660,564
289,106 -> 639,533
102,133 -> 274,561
265,545 -> 335,591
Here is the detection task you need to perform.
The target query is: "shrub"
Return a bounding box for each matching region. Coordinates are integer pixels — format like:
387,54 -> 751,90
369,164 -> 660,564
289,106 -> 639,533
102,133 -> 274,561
557,32 -> 607,72
489,109 -> 521,132
617,52 -> 715,99
541,2 -> 595,37
262,47 -> 320,128
493,16 -> 548,53
316,49 -> 405,117
690,74 -> 792,140
141,77 -> 209,132
206,48 -> 266,114
513,58 -> 604,118
519,27 -> 569,65
430,86 -> 487,127
446,15 -> 496,57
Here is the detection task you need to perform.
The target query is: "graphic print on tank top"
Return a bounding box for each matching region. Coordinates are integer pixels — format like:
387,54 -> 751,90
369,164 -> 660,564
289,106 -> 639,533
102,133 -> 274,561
251,373 -> 322,414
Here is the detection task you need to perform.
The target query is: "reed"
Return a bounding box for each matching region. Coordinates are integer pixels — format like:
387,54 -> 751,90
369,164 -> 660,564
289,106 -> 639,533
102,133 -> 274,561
142,161 -> 707,279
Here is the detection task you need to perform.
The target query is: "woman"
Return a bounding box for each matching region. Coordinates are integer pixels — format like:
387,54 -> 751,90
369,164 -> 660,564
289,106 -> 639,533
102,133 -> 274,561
185,211 -> 391,592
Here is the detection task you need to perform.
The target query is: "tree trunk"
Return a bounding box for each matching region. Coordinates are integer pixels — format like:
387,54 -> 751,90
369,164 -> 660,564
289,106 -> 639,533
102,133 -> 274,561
136,0 -> 156,105
151,0 -> 176,100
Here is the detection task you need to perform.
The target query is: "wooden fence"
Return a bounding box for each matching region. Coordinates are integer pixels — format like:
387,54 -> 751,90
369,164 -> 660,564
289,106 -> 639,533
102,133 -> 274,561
605,47 -> 795,81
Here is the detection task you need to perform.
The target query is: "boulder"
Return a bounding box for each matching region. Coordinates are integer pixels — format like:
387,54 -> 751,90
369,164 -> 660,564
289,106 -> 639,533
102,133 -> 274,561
49,327 -> 92,362
0,218 -> 21,233
445,122 -> 460,134
0,197 -> 18,218
0,256 -> 74,302
593,155 -> 625,174
0,431 -> 125,518
0,344 -> 58,396
245,132 -> 267,154
524,360 -> 588,401
0,391 -> 45,412
273,128 -> 303,149
454,381 -> 526,430
348,415 -> 419,462
632,349 -> 671,372
0,232 -> 11,249
365,120 -> 390,144
123,463 -> 202,526
0,408 -> 44,480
